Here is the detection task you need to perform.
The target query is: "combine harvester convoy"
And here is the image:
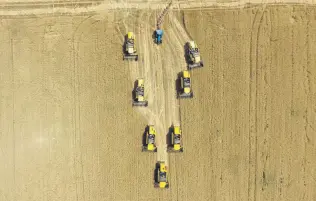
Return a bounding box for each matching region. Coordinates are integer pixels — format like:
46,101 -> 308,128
124,1 -> 204,189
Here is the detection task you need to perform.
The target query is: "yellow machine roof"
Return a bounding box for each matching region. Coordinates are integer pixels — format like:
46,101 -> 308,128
184,87 -> 191,94
138,79 -> 144,86
127,32 -> 134,39
189,41 -> 197,49
149,126 -> 156,135
195,56 -> 201,62
183,70 -> 190,78
174,144 -> 181,150
159,182 -> 167,188
138,96 -> 144,101
174,126 -> 181,135
160,163 -> 166,172
148,144 -> 154,150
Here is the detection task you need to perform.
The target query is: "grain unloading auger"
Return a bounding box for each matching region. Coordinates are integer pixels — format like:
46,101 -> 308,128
123,32 -> 138,61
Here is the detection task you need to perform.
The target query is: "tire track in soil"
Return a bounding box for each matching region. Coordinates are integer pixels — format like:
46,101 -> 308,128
169,11 -> 191,42
125,9 -> 193,167
163,11 -> 196,194
1,0 -> 316,18
127,10 -> 145,200
142,17 -> 168,164
248,6 -> 265,201
121,7 -> 197,186
163,13 -> 183,127
304,11 -> 316,200
161,11 -> 189,197
123,10 -> 169,165
261,8 -> 272,195
72,16 -> 95,201
156,11 -> 193,166
166,10 -> 191,126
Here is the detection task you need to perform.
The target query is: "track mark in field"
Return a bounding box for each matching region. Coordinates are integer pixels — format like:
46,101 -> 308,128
131,11 -> 144,199
248,7 -> 265,201
299,10 -> 309,194
304,13 -> 311,145
72,17 -> 92,201
10,35 -> 16,197
169,11 -> 191,42
1,0 -> 316,17
261,8 -> 272,193
123,11 -> 169,164
163,20 -> 183,125
289,13 -> 295,198
180,11 -> 194,40
124,10 -> 194,166
154,43 -> 168,164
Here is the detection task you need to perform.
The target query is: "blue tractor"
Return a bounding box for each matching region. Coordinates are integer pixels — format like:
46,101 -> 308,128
155,29 -> 163,45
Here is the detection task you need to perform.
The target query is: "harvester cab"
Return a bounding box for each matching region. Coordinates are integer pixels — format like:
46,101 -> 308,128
142,125 -> 157,152
124,32 -> 138,61
155,29 -> 163,45
133,79 -> 148,107
186,41 -> 203,69
178,70 -> 193,98
154,161 -> 169,189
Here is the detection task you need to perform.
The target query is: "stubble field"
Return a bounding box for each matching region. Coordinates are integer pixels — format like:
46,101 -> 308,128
0,2 -> 316,201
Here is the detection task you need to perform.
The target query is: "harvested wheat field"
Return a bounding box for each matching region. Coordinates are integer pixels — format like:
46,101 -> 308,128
0,1 -> 316,201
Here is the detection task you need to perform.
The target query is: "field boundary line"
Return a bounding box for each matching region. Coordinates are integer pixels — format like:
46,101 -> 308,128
0,1 -> 316,17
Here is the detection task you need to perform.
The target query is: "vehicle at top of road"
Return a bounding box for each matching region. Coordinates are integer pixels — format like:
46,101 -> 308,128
154,29 -> 163,45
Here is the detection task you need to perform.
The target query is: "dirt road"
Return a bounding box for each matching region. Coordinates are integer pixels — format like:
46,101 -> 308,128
117,8 -> 191,165
1,0 -> 316,16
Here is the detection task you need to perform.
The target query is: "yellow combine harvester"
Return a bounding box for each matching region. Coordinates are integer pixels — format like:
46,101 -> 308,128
168,125 -> 183,152
178,70 -> 193,98
123,32 -> 138,61
154,161 -> 169,189
142,125 -> 157,152
186,41 -> 203,69
133,78 -> 148,107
